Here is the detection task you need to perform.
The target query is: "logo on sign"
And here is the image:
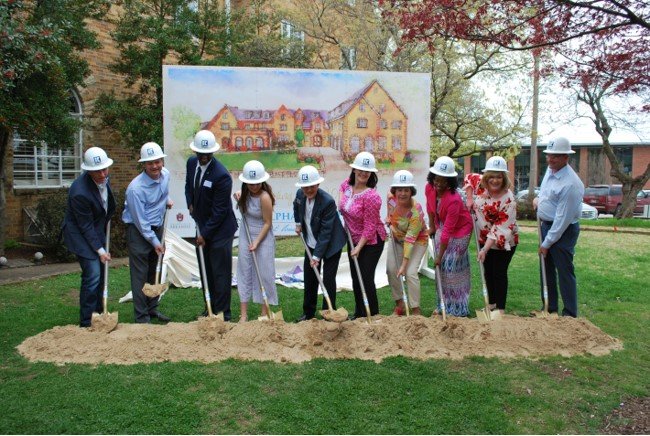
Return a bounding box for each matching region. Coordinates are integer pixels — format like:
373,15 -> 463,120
93,156 -> 102,164
176,213 -> 184,222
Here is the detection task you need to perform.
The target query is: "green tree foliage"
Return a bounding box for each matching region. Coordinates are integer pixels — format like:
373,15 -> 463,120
95,0 -> 315,152
0,0 -> 108,255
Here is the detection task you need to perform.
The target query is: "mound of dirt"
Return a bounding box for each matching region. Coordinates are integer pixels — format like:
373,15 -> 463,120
16,315 -> 622,365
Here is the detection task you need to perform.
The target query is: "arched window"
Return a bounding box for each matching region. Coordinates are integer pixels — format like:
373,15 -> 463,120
235,137 -> 243,149
350,136 -> 360,152
256,137 -> 264,148
365,136 -> 373,151
246,137 -> 253,149
13,89 -> 83,188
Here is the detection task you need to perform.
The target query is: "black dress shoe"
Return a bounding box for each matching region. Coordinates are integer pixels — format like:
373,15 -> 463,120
197,310 -> 208,319
150,311 -> 171,323
295,314 -> 313,323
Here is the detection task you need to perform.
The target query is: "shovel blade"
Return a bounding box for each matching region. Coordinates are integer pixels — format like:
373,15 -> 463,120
320,307 -> 349,323
530,310 -> 560,319
476,308 -> 502,323
258,310 -> 284,322
90,311 -> 118,333
142,282 -> 168,298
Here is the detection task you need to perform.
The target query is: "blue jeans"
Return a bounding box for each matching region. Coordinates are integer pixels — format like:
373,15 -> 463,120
78,255 -> 104,327
540,222 -> 580,317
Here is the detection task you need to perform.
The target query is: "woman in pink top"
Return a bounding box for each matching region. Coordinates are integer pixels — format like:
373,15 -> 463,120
426,156 -> 473,317
464,156 -> 519,312
339,152 -> 386,319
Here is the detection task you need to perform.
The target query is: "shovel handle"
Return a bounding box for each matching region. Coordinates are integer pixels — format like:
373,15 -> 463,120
240,215 -> 274,320
299,233 -> 334,312
196,225 -> 213,317
428,236 -> 446,321
387,226 -> 410,316
102,220 -> 111,315
342,220 -> 372,324
155,209 -> 169,285
537,216 -> 550,315
471,211 -> 492,319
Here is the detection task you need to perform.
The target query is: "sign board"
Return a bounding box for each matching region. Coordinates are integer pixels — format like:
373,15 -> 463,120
162,66 -> 431,237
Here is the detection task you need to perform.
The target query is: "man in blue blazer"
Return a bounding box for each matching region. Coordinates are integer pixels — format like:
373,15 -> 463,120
185,130 -> 237,320
293,165 -> 346,321
62,147 -> 116,327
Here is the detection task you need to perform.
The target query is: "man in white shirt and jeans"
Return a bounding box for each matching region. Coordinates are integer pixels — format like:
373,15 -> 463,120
535,137 -> 584,317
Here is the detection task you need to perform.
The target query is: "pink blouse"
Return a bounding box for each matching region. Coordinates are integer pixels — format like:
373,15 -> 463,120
339,179 -> 387,245
425,183 -> 473,245
464,173 -> 519,250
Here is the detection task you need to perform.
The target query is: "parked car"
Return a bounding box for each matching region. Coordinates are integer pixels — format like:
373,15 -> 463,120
516,189 -> 598,220
583,184 -> 650,215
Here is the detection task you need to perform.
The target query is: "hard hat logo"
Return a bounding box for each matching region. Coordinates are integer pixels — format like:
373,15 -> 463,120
93,156 -> 102,164
147,148 -> 154,156
440,163 -> 447,170
362,158 -> 370,166
201,140 -> 209,147
249,170 -> 256,178
301,174 -> 309,182
399,175 -> 407,182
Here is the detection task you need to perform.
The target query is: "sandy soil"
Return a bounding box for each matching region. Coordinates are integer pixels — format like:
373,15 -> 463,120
17,315 -> 622,365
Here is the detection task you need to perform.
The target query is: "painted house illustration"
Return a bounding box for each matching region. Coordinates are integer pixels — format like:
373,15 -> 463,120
202,80 -> 409,163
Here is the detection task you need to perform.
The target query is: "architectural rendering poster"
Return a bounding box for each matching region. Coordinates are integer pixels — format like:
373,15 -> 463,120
162,66 -> 431,237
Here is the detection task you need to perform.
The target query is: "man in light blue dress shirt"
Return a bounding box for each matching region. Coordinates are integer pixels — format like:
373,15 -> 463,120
535,137 -> 584,317
123,142 -> 173,323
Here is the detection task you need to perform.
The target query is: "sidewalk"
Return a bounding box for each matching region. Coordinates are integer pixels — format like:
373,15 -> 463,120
0,258 -> 129,286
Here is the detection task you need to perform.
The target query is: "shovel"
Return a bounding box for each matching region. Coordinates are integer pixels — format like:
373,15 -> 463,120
240,215 -> 283,322
341,220 -> 372,324
299,233 -> 348,322
142,209 -> 169,298
533,216 -> 558,319
91,220 -> 118,333
427,236 -> 447,322
471,211 -> 501,323
196,225 -> 224,321
387,226 -> 410,316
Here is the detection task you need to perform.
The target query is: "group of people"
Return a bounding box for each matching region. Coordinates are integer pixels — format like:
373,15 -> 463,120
62,128 -> 583,328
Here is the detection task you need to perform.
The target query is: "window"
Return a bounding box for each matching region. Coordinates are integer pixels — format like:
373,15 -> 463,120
281,114 -> 286,121
280,124 -> 287,131
13,90 -> 83,188
221,123 -> 229,130
614,146 -> 632,175
350,136 -> 360,152
341,46 -> 357,70
392,136 -> 401,150
378,136 -> 387,151
223,112 -> 228,120
235,137 -> 243,149
256,137 -> 264,148
357,118 -> 368,128
471,153 -> 486,174
281,20 -> 305,55
364,136 -> 373,151
245,124 -> 252,130
391,120 -> 402,129
380,119 -> 388,129
245,137 -> 253,149
359,103 -> 365,112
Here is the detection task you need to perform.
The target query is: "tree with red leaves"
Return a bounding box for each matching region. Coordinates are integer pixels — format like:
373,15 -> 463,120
384,0 -> 649,217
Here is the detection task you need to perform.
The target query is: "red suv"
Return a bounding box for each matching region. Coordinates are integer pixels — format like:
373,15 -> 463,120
583,184 -> 650,215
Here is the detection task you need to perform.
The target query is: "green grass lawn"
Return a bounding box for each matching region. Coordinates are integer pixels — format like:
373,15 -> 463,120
0,222 -> 648,434
218,151 -> 320,171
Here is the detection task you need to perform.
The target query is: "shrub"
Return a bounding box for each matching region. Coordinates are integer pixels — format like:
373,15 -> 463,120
35,187 -> 129,261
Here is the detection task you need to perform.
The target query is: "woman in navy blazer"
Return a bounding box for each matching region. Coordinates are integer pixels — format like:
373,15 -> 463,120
62,147 -> 116,327
293,165 -> 346,321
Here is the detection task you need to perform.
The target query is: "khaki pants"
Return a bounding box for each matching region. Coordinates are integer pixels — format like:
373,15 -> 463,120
386,239 -> 426,308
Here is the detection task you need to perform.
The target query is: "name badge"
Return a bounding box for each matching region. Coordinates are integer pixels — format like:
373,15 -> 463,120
203,180 -> 212,188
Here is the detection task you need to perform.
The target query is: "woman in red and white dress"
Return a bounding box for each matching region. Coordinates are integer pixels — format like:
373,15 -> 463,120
464,156 -> 519,313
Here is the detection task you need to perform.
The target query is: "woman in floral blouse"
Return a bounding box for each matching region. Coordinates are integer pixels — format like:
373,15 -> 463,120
386,170 -> 429,316
464,156 -> 519,313
339,151 -> 386,319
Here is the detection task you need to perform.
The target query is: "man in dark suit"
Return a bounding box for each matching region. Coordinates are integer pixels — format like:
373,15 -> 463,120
185,130 -> 237,320
293,165 -> 346,321
62,147 -> 116,327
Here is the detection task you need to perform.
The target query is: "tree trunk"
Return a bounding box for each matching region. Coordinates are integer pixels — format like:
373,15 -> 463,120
581,89 -> 650,219
0,126 -> 10,256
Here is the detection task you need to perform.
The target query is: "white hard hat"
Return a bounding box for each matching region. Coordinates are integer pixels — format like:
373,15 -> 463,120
189,130 -> 220,153
544,137 -> 575,154
138,142 -> 167,162
296,165 -> 324,187
239,160 -> 270,184
429,156 -> 458,177
81,147 -> 113,171
483,156 -> 509,172
349,151 -> 378,173
391,170 -> 416,188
